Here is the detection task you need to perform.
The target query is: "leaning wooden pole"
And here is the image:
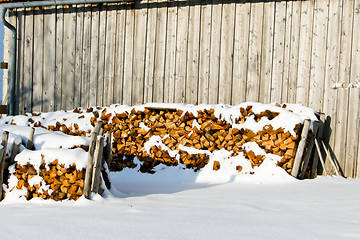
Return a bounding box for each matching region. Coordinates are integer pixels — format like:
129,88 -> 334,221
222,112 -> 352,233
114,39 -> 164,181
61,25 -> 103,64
83,121 -> 101,199
0,131 -> 9,200
91,136 -> 104,194
291,119 -> 311,178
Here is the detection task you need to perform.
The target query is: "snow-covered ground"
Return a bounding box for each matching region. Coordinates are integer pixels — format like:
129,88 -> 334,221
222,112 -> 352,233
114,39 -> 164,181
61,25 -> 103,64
0,175 -> 359,240
0,103 -> 358,239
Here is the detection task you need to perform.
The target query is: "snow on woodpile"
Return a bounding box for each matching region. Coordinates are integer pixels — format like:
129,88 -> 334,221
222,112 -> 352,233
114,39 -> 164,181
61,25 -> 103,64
0,102 -> 318,186
6,148 -> 89,201
0,125 -> 106,202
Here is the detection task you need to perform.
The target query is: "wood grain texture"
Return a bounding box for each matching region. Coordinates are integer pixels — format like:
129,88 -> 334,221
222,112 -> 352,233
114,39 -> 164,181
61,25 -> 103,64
271,1 -> 286,103
198,0 -> 212,104
334,0 -> 354,175
208,1 -> 222,104
32,7 -> 44,112
258,1 -> 274,104
186,2 -> 201,104
4,1 -> 360,177
74,4 -> 84,109
246,2 -> 263,102
218,2 -> 235,104
62,6 -> 77,110
152,0 -> 167,103
163,2 -> 177,103
132,0 -> 148,105
232,1 -> 250,105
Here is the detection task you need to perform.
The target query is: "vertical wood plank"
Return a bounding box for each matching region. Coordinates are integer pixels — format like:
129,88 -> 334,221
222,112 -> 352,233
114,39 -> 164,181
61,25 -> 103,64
218,2 -> 235,104
296,0 -> 314,105
152,0 -> 167,103
3,11 -> 17,108
258,1 -> 275,104
334,0 -> 354,174
81,4 -> 92,108
62,6 -> 77,110
113,6 -> 126,105
208,1 -> 222,104
89,5 -> 100,107
287,1 -> 301,103
198,0 -> 212,104
270,1 -> 286,103
55,6 -> 64,111
103,5 -> 117,106
97,4 -> 107,106
232,1 -> 250,105
246,2 -> 263,102
16,9 -> 25,114
42,7 -> 56,112
123,5 -> 135,105
32,7 -> 44,112
74,4 -> 84,108
174,2 -> 189,103
323,0 -> 342,172
345,0 -> 360,177
346,87 -> 360,177
281,1 -> 293,103
308,0 -> 329,112
186,2 -> 201,104
163,2 -> 177,103
143,0 -> 157,103
132,0 -> 148,105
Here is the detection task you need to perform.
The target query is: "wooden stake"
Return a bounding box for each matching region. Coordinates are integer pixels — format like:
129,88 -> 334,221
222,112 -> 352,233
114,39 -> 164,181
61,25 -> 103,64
94,120 -> 102,135
83,120 -> 101,199
0,131 -> 9,200
314,138 -> 327,176
299,121 -> 319,179
99,127 -> 104,137
321,140 -> 340,177
26,127 -> 35,150
83,132 -> 97,199
9,141 -> 21,166
291,119 -> 311,178
91,136 -> 104,194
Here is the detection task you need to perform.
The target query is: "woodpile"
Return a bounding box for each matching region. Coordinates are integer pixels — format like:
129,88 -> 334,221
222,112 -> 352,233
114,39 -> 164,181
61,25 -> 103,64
11,159 -> 103,201
13,160 -> 86,201
8,104 -> 308,176
92,106 -> 303,174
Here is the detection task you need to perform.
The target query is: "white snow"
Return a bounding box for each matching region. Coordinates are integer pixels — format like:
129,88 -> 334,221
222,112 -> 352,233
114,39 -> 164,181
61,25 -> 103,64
0,103 -> 358,239
0,176 -> 359,240
332,82 -> 360,89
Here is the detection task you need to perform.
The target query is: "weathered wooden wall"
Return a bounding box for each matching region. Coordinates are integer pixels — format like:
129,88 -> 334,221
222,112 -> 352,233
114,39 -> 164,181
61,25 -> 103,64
2,0 -> 360,177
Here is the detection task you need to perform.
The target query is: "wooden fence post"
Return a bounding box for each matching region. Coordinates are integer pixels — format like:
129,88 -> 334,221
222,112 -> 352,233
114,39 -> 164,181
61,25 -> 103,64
291,119 -> 311,178
26,127 -> 35,150
83,121 -> 101,199
91,136 -> 104,194
0,131 -> 9,200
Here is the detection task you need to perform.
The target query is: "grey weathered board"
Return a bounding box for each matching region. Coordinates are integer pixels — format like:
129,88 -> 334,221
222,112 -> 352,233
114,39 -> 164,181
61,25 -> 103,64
2,0 -> 360,178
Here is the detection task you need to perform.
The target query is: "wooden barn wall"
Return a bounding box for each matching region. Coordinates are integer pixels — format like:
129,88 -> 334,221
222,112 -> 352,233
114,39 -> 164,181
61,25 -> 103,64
2,0 -> 360,178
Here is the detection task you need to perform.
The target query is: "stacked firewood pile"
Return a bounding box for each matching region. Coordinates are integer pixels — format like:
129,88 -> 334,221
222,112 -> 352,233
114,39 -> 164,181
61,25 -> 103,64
10,104 -> 307,175
13,160 -> 86,201
104,107 -> 302,174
